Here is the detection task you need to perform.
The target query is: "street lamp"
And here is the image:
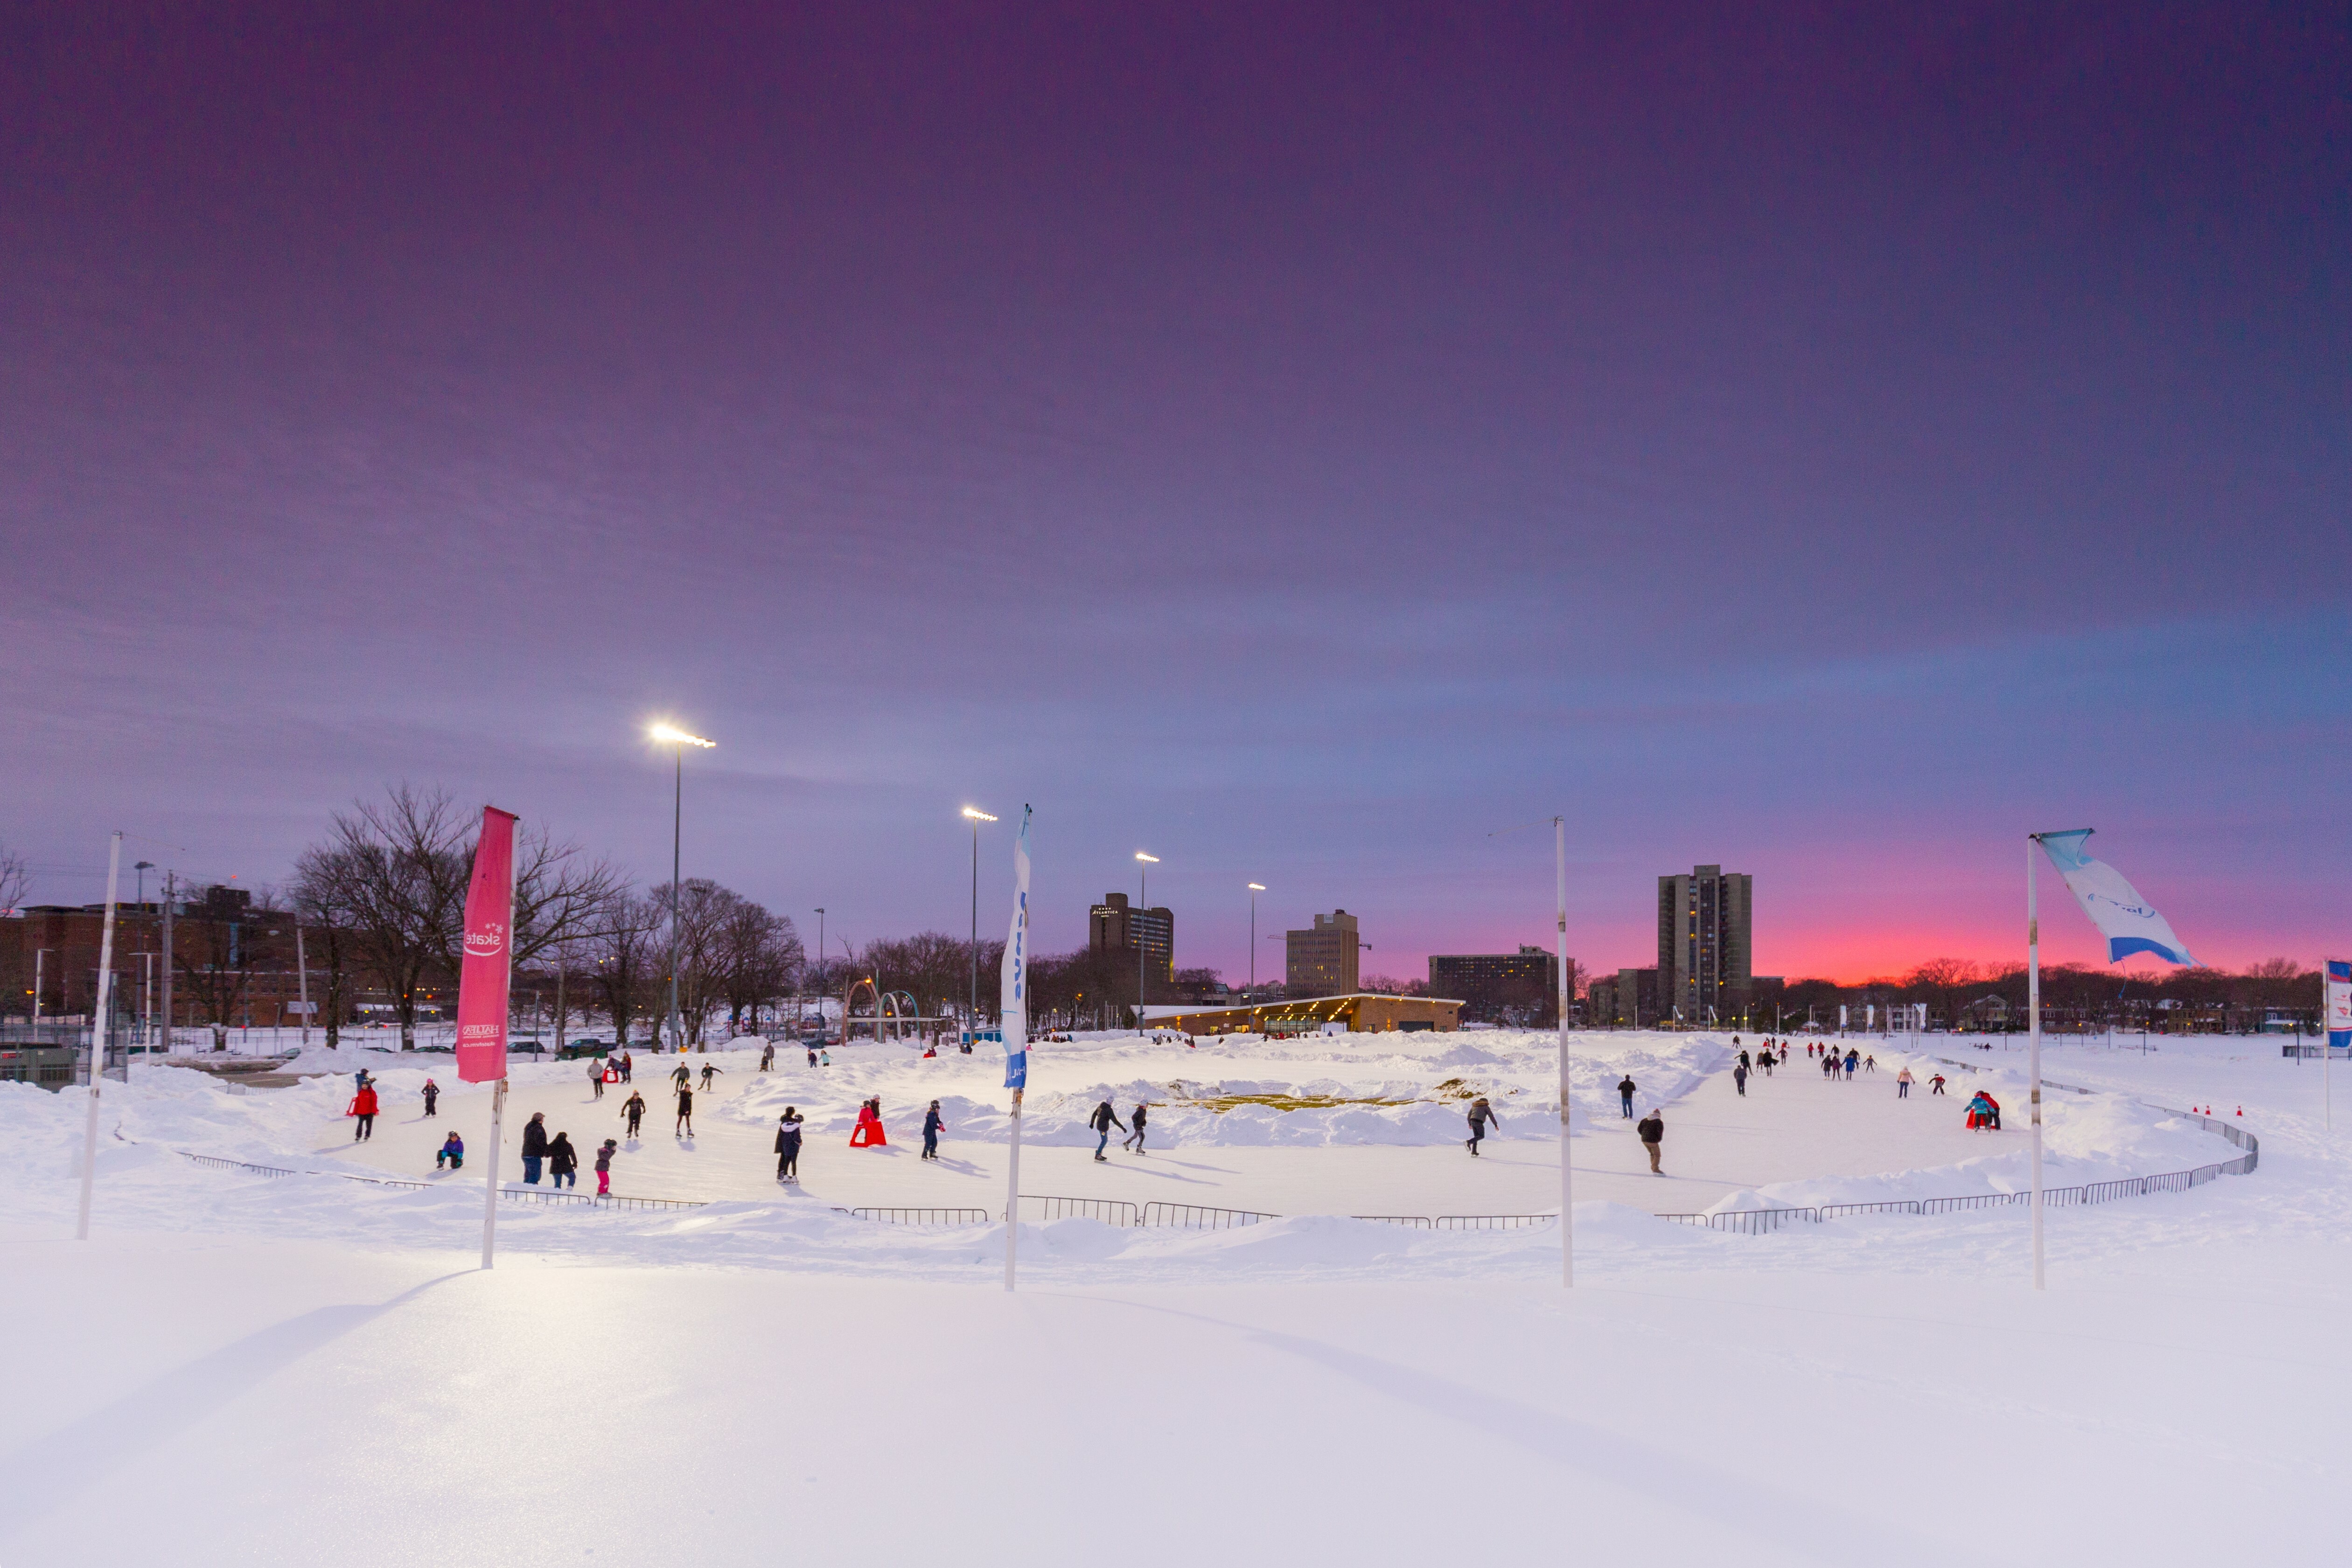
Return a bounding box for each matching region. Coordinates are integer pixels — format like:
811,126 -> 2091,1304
648,722 -> 715,1053
1247,885 -> 1265,990
1134,852 -> 1159,1033
962,808 -> 997,1044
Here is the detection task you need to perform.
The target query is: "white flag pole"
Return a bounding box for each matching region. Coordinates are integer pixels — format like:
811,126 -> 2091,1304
1004,1083 -> 1024,1290
2027,835 -> 2045,1291
76,831 -> 124,1241
482,1078 -> 507,1269
1555,815 -> 1572,1288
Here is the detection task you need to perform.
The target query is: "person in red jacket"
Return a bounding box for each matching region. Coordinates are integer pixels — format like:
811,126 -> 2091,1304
849,1097 -> 888,1148
347,1083 -> 379,1142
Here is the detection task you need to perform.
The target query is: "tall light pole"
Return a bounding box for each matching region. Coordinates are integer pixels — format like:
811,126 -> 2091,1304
1247,884 -> 1265,991
1134,852 -> 1159,1032
813,909 -> 824,1037
649,723 -> 715,1053
1553,814 -> 1572,1290
963,808 -> 997,1041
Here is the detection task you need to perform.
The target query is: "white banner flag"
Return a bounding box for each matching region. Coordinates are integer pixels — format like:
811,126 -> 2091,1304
1000,807 -> 1032,1086
2036,830 -> 2196,966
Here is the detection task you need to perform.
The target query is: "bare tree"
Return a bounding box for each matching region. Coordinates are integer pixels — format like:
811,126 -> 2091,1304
587,893 -> 666,1046
172,900 -> 252,1051
294,784 -> 631,1051
0,837 -> 27,914
286,866 -> 359,1050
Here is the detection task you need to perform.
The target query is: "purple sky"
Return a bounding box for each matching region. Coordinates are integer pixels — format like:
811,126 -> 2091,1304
5,4 -> 2345,982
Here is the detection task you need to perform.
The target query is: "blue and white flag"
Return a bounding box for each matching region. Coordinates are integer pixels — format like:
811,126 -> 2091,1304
1000,806 -> 1032,1089
2036,830 -> 2196,966
2327,959 -> 2350,1050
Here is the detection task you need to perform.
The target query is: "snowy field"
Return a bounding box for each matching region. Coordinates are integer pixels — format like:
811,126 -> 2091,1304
2,1028 -> 2345,1565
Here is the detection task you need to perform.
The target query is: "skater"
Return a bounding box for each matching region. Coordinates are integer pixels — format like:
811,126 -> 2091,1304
1732,1061 -> 1748,1097
348,1081 -> 378,1141
1929,1073 -> 1947,1095
621,1089 -> 647,1138
1636,1109 -> 1665,1173
1123,1102 -> 1148,1154
1089,1099 -> 1125,1161
421,1078 -> 440,1117
1618,1076 -> 1637,1117
807,1046 -> 818,1067
699,1061 -> 722,1092
819,1048 -> 831,1067
1843,1047 -> 1860,1077
619,1050 -> 634,1083
921,1100 -> 945,1160
674,1084 -> 695,1137
594,1138 -> 615,1196
775,1108 -> 804,1180
1465,1096 -> 1499,1156
1822,1051 -> 1837,1080
1965,1091 -> 1994,1131
435,1131 -> 465,1171
1863,1054 -> 1877,1073
548,1131 -> 579,1189
1982,1091 -> 2001,1130
588,1058 -> 606,1099
850,1097 -> 888,1148
1896,1066 -> 1915,1098
760,1043 -> 775,1072
521,1112 -> 549,1183
670,1060 -> 692,1089
1759,1049 -> 1774,1078
1737,1046 -> 1752,1073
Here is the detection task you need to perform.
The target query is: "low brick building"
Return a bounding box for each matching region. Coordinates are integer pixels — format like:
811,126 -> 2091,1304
1139,992 -> 1463,1036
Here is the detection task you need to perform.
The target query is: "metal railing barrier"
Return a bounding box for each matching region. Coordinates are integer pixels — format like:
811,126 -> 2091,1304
850,1207 -> 991,1226
1140,1201 -> 1278,1229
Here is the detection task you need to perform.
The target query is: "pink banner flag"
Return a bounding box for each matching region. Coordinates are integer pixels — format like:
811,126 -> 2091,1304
454,807 -> 519,1083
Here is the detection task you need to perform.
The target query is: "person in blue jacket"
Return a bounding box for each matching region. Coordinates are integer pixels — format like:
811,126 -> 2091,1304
435,1131 -> 465,1171
921,1100 -> 946,1160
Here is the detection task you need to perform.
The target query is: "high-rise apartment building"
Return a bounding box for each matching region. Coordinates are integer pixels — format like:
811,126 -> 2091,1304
1089,892 -> 1173,983
1285,909 -> 1360,995
1427,946 -> 1561,1024
1657,864 -> 1752,1024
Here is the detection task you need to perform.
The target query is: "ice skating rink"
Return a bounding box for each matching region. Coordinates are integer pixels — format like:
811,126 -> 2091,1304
321,1031 -> 2195,1216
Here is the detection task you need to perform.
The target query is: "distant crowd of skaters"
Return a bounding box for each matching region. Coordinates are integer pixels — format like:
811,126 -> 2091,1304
338,1027 -> 2000,1199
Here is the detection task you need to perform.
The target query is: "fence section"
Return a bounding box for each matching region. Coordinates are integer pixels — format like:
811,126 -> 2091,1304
1016,1194 -> 1139,1227
1140,1201 -> 1277,1230
851,1206 -> 991,1227
1659,1109 -> 2255,1235
174,1149 -> 706,1211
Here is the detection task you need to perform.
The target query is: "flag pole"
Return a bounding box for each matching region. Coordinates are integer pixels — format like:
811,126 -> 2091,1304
482,1078 -> 506,1269
1004,1084 -> 1023,1290
1555,815 -> 1572,1288
2027,834 -> 2045,1291
77,830 -> 123,1240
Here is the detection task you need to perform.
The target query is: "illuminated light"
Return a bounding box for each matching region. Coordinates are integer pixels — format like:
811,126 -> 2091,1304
962,807 -> 998,822
649,723 -> 716,748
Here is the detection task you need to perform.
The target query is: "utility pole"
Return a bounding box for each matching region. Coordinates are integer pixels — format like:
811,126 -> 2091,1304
159,872 -> 175,1053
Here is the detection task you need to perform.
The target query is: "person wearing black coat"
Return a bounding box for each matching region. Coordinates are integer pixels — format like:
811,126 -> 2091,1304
1617,1076 -> 1637,1117
775,1109 -> 804,1180
1636,1112 -> 1665,1174
921,1101 -> 945,1160
547,1132 -> 579,1189
520,1113 -> 549,1184
1089,1101 -> 1125,1162
421,1079 -> 440,1117
1122,1103 -> 1149,1154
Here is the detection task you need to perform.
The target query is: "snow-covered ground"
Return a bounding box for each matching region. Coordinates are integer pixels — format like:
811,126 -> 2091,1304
2,1029 -> 2344,1564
